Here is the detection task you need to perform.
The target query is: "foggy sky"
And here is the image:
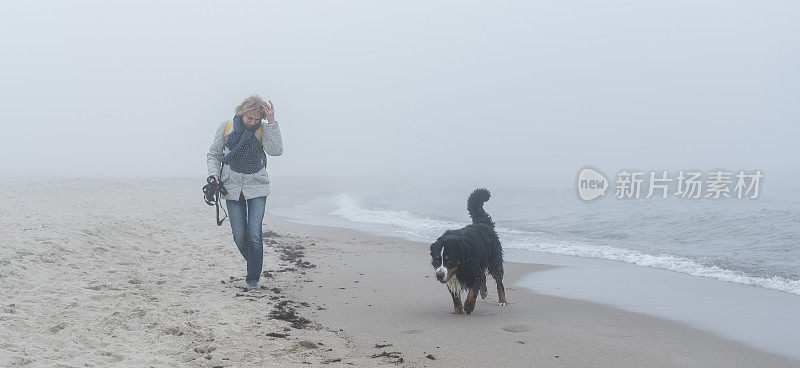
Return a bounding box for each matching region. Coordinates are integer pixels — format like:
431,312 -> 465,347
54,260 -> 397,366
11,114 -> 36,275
1,0 -> 798,188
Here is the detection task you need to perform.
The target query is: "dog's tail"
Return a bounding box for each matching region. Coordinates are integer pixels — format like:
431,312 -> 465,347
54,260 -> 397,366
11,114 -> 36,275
467,188 -> 493,226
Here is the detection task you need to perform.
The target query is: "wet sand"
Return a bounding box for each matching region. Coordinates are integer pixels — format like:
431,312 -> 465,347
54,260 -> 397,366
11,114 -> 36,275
273,216 -> 800,368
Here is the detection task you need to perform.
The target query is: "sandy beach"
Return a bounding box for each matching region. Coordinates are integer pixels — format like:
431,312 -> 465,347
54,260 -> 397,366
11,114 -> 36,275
1,178 -> 798,367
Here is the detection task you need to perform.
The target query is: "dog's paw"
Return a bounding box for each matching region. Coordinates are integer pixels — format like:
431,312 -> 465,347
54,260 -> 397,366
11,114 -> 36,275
464,301 -> 476,314
497,302 -> 508,306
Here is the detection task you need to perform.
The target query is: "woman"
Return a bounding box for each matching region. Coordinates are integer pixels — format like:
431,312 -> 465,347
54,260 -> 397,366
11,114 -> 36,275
207,95 -> 283,292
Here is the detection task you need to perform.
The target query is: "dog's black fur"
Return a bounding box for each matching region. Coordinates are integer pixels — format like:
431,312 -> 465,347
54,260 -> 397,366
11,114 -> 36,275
429,188 -> 507,314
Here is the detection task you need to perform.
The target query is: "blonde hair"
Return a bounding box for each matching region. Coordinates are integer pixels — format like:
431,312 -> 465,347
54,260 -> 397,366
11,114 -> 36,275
234,95 -> 267,119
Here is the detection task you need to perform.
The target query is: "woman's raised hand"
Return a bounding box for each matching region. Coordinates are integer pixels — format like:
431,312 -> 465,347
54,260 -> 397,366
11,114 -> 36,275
262,100 -> 276,124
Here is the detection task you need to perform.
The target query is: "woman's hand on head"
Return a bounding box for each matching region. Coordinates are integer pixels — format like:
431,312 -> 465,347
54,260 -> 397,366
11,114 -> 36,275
262,100 -> 276,124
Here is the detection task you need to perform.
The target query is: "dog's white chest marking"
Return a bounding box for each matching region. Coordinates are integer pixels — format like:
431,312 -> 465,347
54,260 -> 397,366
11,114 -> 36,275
437,247 -> 466,295
447,276 -> 465,296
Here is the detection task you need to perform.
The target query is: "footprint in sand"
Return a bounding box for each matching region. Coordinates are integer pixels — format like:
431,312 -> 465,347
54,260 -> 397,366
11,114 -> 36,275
193,345 -> 216,354
164,325 -> 190,336
100,351 -> 124,362
297,341 -> 318,349
11,356 -> 34,365
49,322 -> 68,333
501,325 -> 530,333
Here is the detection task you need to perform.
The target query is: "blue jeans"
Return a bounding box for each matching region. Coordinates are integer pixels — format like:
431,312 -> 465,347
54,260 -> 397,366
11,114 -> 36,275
225,193 -> 267,284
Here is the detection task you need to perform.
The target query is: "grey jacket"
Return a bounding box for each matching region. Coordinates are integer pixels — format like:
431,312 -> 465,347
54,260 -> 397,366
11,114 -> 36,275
207,120 -> 283,200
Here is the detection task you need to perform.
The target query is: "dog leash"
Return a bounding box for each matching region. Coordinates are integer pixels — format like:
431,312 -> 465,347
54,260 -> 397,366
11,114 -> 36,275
202,175 -> 228,226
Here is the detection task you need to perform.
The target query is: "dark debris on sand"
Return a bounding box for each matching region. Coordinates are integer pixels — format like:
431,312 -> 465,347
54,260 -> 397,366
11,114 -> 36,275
272,243 -> 316,269
269,300 -> 311,329
370,351 -> 403,364
262,230 -> 282,238
265,332 -> 289,338
265,267 -> 297,273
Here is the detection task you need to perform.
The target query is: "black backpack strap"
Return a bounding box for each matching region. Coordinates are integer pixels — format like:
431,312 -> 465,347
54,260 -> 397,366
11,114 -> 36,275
216,162 -> 227,226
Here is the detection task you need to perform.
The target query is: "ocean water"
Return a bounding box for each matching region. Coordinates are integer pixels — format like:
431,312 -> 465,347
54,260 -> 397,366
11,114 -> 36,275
269,176 -> 800,296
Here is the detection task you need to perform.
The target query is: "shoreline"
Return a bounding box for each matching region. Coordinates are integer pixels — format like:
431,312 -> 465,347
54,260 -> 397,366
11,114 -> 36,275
267,215 -> 800,367
273,202 -> 800,362
510,248 -> 800,361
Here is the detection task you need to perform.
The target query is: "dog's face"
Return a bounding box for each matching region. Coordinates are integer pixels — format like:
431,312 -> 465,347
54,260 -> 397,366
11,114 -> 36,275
430,238 -> 465,284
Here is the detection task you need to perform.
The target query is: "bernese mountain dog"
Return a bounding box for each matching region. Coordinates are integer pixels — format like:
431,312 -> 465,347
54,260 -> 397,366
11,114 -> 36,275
429,188 -> 507,314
